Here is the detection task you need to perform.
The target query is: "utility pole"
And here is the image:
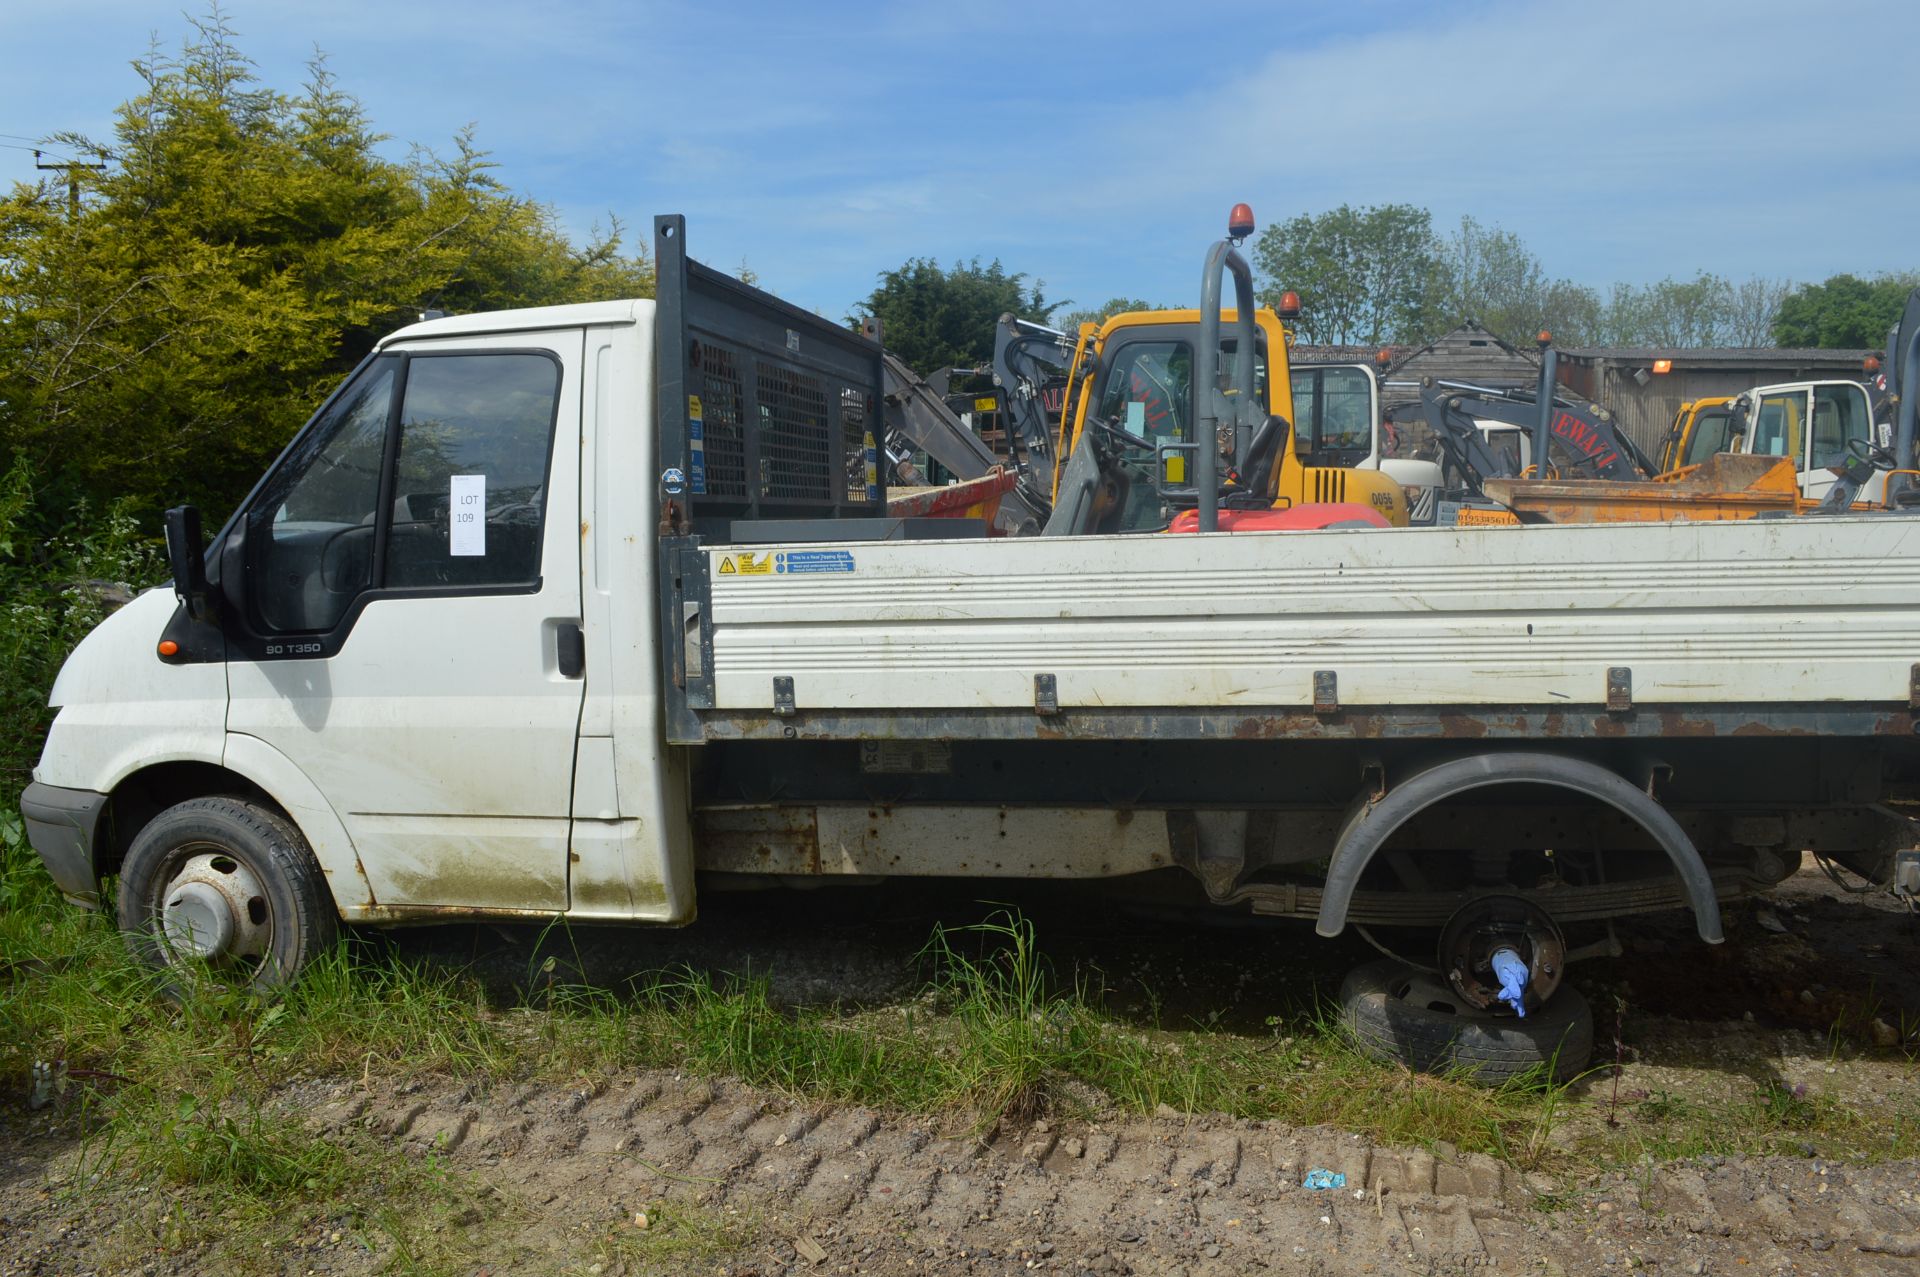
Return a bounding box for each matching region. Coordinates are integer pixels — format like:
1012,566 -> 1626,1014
34,150 -> 106,217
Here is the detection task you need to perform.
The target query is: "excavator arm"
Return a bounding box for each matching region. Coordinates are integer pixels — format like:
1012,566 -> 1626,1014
992,313 -> 1074,479
1418,381 -> 1653,492
871,346 -> 1050,535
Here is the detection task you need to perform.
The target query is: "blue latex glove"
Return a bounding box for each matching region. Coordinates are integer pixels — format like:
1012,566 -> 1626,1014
1490,947 -> 1530,1018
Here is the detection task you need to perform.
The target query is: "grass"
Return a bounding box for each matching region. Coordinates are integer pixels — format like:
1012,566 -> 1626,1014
6,820 -> 1919,1271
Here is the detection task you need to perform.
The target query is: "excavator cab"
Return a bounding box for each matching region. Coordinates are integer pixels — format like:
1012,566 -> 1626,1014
1060,312 -> 1277,531
1659,399 -> 1740,474
1052,309 -> 1406,531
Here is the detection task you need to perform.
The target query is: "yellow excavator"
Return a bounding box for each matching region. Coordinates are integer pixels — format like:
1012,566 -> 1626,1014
1034,207 -> 1409,532
1656,397 -> 1741,474
1048,311 -> 1407,523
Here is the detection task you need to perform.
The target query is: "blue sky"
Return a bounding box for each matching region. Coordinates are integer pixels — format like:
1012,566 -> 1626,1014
4,0 -> 1916,320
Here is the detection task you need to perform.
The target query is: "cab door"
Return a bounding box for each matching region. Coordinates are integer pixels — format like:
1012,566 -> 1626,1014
1740,385 -> 1809,474
224,331 -> 586,911
1801,382 -> 1880,503
1289,363 -> 1380,469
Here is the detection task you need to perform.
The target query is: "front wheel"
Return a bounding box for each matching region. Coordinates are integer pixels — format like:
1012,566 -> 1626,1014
1339,958 -> 1593,1085
118,796 -> 337,992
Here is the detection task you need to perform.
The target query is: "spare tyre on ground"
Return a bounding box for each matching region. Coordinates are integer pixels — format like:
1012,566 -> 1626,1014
1339,958 -> 1594,1085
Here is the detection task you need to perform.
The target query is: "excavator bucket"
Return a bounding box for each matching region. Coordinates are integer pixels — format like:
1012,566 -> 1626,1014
885,468 -> 1018,533
1482,453 -> 1806,524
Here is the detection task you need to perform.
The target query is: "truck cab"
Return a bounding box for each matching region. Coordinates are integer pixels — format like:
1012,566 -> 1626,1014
1729,379 -> 1883,504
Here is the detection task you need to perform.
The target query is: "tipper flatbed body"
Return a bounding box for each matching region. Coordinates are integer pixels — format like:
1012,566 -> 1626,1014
20,217 -> 1920,1027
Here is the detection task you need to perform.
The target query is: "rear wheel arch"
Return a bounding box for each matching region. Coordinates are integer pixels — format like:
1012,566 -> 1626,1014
1316,750 -> 1724,944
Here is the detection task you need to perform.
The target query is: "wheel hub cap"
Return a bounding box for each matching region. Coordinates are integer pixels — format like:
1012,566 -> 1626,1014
160,852 -> 270,962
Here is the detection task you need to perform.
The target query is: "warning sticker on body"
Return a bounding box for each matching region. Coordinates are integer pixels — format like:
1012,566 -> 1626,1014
716,551 -> 775,576
777,550 -> 855,575
687,395 -> 707,495
716,550 -> 856,579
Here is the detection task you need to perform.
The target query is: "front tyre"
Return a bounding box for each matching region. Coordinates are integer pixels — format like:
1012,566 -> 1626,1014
118,797 -> 337,992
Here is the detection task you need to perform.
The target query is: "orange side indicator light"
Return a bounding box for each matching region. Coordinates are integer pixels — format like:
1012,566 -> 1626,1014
157,639 -> 179,657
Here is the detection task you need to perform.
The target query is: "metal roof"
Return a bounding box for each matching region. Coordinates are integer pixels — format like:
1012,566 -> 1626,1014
1556,346 -> 1873,365
381,298 -> 648,345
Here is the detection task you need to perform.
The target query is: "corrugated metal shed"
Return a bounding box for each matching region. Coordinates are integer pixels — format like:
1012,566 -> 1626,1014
1555,347 -> 1875,456
1293,323 -> 1551,414
1291,325 -> 1555,461
1382,323 -> 1547,413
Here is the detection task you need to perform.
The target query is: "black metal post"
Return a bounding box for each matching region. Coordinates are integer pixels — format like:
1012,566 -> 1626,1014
1196,241 -> 1259,533
1533,334 -> 1556,479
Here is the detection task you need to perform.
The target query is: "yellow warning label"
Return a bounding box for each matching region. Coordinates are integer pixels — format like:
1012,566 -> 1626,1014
717,552 -> 774,577
688,394 -> 703,419
973,396 -> 998,414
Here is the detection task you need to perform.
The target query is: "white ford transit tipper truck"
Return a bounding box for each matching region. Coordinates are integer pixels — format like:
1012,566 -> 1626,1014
21,215 -> 1920,1079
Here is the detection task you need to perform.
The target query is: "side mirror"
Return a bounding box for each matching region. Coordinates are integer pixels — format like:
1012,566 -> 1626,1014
163,505 -> 212,622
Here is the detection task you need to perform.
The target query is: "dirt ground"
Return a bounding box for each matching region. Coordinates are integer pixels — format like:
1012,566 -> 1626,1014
3,859 -> 1917,1277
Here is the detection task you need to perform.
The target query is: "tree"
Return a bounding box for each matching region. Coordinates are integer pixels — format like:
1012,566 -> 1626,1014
0,13 -> 652,525
1773,273 -> 1920,348
1597,274 -> 1742,347
850,257 -> 1056,375
1725,276 -> 1793,347
1253,204 -> 1437,345
1426,216 -> 1601,346
1055,297 -> 1157,334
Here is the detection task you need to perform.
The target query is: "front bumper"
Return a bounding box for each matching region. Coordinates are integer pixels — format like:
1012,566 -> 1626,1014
19,781 -> 109,907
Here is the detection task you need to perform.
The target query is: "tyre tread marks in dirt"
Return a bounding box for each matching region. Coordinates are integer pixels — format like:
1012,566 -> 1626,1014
117,795 -> 338,990
1339,958 -> 1594,1085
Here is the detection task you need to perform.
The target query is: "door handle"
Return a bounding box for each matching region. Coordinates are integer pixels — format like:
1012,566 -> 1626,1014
556,621 -> 585,679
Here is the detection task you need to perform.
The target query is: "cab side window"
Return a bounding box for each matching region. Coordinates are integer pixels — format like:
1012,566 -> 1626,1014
1750,393 -> 1803,458
254,359 -> 398,634
1293,366 -> 1371,461
1098,342 -> 1192,442
248,351 -> 561,636
384,354 -> 559,589
1809,384 -> 1869,471
1683,409 -> 1737,467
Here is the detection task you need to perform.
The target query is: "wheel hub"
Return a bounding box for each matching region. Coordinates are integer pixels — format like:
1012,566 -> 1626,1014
160,852 -> 270,962
1437,894 -> 1566,1015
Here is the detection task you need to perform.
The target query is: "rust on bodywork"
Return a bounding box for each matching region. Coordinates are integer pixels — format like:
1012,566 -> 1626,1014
1729,720 -> 1820,738
697,805 -> 821,873
348,903 -> 571,925
700,704 -> 1915,743
1655,711 -> 1719,737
